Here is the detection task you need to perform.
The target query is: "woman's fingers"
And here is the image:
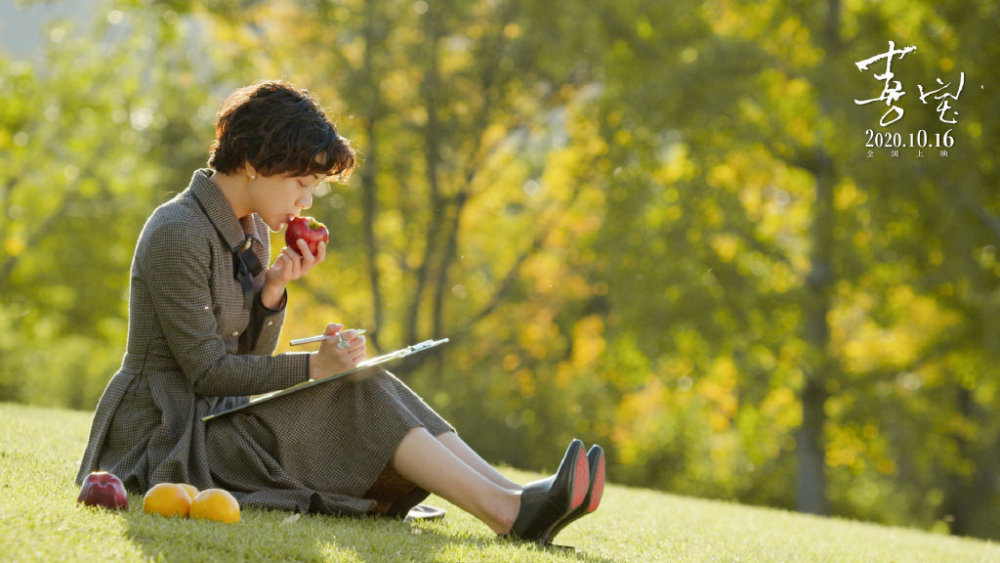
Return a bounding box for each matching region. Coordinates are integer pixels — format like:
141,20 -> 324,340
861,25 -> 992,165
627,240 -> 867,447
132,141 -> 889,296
270,240 -> 325,284
296,239 -> 314,262
288,240 -> 324,276
337,334 -> 366,367
315,240 -> 327,263
312,324 -> 367,374
342,333 -> 366,350
270,248 -> 298,280
287,247 -> 304,270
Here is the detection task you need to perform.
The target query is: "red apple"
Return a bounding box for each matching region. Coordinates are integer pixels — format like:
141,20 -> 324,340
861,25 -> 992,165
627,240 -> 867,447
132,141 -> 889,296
284,216 -> 329,256
77,471 -> 128,510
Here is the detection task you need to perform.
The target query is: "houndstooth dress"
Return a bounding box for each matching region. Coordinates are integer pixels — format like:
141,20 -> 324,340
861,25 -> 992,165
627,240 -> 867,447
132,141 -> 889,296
76,169 -> 453,516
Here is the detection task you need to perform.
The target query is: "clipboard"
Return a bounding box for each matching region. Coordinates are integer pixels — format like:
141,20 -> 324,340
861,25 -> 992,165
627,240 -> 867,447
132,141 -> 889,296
201,338 -> 449,422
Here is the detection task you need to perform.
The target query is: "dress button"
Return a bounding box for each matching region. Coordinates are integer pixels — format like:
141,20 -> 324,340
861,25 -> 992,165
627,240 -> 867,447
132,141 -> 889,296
232,331 -> 239,337
204,306 -> 210,310
267,321 -> 273,327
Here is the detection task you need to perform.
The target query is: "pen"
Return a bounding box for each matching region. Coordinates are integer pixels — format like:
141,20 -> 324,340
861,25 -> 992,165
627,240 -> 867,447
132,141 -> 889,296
289,329 -> 367,346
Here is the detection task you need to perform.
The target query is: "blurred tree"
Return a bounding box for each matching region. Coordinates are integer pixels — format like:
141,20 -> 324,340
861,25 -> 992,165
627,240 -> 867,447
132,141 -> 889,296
1,5 -> 220,408
581,0 -> 1000,537
835,0 -> 1000,537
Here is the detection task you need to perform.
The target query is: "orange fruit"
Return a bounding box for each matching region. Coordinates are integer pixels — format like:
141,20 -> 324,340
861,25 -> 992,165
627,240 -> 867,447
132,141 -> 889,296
189,488 -> 240,524
142,483 -> 192,518
179,483 -> 199,502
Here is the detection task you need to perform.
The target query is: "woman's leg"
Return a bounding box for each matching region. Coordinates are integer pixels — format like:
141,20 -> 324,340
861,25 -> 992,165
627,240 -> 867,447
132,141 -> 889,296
435,431 -> 523,492
391,427 -> 520,534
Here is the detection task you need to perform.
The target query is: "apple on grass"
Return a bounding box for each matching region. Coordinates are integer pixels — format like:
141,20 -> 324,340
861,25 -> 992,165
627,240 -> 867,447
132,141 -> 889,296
285,216 -> 329,256
78,471 -> 128,510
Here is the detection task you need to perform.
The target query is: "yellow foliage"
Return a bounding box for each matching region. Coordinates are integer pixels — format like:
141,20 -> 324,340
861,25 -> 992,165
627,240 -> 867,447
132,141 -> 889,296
708,412 -> 731,433
827,425 -> 865,471
830,285 -> 961,374
711,1 -> 820,67
502,353 -> 520,372
826,423 -> 896,476
653,144 -> 688,186
707,162 -> 736,189
614,129 -> 632,147
695,357 -> 740,431
4,234 -> 25,257
834,178 -> 867,211
760,387 -> 800,429
515,369 -> 535,397
571,316 -> 606,370
709,233 -> 740,263
555,363 -> 574,390
519,308 -> 559,361
877,459 -> 898,475
502,23 -> 521,39
612,378 -> 669,467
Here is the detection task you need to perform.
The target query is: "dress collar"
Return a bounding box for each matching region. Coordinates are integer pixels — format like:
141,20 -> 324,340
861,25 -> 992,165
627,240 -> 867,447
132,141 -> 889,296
188,168 -> 267,310
188,168 -> 262,251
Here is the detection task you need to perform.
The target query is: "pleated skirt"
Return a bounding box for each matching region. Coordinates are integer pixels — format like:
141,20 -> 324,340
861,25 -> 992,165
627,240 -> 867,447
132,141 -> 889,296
203,367 -> 453,516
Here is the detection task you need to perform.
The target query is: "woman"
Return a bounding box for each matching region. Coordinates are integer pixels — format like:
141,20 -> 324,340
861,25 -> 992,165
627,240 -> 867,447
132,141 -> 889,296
76,80 -> 604,544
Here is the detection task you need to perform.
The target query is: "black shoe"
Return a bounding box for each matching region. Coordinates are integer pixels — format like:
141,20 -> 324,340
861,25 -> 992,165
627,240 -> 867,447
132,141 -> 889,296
503,439 -> 589,543
540,444 -> 605,545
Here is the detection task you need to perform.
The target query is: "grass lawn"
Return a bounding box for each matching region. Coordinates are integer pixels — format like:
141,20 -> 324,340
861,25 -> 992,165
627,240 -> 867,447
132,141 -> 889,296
2,402 -> 999,562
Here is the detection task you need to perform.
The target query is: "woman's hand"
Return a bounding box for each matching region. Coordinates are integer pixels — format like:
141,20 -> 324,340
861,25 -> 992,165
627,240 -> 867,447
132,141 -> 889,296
309,323 -> 368,380
261,239 -> 325,308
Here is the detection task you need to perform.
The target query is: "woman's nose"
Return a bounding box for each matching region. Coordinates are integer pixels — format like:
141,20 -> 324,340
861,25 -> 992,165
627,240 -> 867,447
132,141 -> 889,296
297,193 -> 313,209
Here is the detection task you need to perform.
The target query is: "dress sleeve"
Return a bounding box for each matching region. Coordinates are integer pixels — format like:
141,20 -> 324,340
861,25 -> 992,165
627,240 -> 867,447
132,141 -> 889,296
136,219 -> 308,396
240,288 -> 286,355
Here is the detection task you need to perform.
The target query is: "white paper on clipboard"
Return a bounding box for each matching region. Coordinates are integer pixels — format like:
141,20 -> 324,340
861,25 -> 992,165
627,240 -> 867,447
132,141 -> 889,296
201,338 -> 449,422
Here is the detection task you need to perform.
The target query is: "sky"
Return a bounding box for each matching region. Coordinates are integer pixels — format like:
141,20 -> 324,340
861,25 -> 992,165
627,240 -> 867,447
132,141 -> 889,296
0,0 -> 99,57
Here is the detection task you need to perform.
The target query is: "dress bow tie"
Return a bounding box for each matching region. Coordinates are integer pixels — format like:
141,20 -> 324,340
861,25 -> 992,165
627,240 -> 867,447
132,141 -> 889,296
233,236 -> 263,310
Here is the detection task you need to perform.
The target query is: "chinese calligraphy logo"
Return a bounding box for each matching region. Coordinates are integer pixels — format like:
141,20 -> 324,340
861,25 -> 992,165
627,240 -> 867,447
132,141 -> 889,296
855,41 -> 965,126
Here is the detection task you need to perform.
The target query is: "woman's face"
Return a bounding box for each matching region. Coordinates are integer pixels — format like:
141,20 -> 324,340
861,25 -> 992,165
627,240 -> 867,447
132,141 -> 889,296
248,172 -> 325,232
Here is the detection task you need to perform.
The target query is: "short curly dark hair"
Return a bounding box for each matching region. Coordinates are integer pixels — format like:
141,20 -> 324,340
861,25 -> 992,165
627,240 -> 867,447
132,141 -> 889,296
208,80 -> 355,181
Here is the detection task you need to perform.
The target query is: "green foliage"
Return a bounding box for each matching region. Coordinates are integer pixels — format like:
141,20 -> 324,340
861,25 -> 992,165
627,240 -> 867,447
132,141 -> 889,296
0,6 -> 222,407
4,0 -> 1000,541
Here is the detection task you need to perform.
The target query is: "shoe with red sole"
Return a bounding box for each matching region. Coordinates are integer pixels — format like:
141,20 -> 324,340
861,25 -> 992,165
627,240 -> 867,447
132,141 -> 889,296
502,439 -> 589,543
540,444 -> 605,546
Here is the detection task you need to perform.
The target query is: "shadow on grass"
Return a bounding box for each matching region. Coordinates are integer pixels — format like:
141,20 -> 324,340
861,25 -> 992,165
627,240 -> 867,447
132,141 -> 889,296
121,500 -> 617,562
380,515 -> 618,563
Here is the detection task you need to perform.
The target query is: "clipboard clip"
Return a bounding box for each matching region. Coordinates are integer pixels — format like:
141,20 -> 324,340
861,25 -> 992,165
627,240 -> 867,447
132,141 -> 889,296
357,338 -> 448,367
